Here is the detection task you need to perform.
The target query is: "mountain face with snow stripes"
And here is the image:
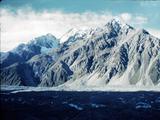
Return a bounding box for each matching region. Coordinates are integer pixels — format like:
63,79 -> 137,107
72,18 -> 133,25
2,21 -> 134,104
0,19 -> 160,88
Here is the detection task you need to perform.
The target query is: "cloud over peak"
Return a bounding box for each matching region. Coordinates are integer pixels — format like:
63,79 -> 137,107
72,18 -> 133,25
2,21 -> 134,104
0,8 -> 158,52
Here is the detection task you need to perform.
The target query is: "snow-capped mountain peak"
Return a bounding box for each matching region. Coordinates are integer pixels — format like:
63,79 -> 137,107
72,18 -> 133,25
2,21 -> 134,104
105,18 -> 134,34
1,18 -> 160,89
0,34 -> 60,68
30,33 -> 59,48
62,18 -> 135,47
109,18 -> 127,27
60,28 -> 92,43
14,33 -> 60,54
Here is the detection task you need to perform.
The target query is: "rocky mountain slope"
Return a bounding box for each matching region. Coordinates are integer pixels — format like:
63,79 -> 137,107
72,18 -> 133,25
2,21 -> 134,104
0,33 -> 59,68
0,19 -> 160,88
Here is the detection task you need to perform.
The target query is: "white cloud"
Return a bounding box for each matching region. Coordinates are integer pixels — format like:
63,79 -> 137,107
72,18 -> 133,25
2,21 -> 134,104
0,9 -> 151,52
0,9 -> 114,51
148,29 -> 160,39
119,13 -> 132,22
119,13 -> 148,27
134,16 -> 148,25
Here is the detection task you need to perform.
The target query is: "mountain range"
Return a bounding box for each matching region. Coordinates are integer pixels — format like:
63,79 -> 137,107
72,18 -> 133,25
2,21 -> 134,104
0,18 -> 160,88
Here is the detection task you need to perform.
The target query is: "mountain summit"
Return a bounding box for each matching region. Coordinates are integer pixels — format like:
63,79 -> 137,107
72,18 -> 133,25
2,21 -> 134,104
1,19 -> 160,88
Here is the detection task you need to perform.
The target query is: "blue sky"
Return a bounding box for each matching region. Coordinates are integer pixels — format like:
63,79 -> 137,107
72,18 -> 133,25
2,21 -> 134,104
1,0 -> 160,51
1,0 -> 160,29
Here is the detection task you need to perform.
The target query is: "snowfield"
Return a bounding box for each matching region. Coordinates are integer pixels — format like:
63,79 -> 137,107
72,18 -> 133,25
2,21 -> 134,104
1,85 -> 160,93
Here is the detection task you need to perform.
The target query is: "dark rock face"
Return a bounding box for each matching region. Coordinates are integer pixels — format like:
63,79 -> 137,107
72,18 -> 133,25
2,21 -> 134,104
0,63 -> 38,86
40,61 -> 73,87
0,19 -> 160,87
0,52 -> 24,68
